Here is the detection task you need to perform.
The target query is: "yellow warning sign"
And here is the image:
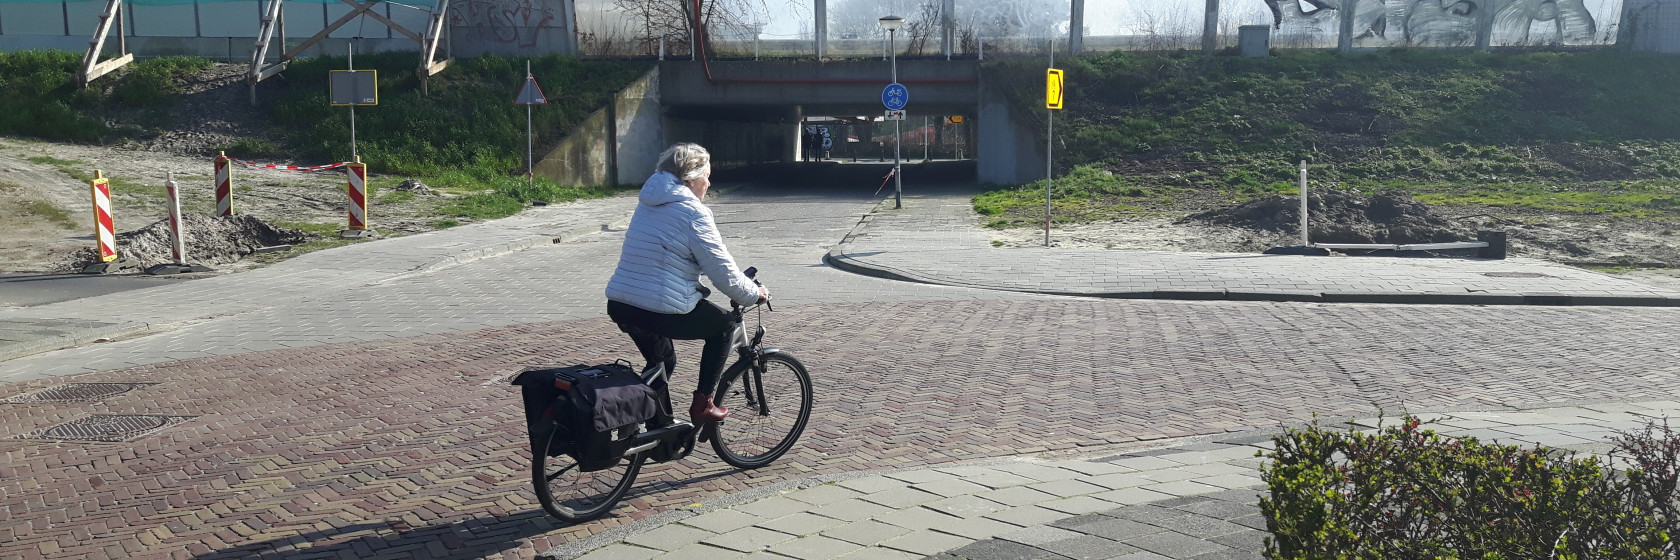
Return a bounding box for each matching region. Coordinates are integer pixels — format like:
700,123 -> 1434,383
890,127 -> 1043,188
1046,69 -> 1065,110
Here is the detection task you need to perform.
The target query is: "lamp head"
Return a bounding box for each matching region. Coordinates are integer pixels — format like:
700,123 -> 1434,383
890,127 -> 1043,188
878,15 -> 905,32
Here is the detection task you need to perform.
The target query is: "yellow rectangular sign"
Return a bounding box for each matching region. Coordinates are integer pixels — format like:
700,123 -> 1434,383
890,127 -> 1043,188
1046,69 -> 1065,110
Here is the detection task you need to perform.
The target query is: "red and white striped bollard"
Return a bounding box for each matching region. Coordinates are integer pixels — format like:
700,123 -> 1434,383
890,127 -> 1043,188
165,172 -> 186,264
91,170 -> 117,263
341,157 -> 376,238
215,152 -> 233,216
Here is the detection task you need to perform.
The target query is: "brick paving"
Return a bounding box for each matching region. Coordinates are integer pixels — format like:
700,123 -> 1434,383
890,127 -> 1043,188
2,183 -> 1678,559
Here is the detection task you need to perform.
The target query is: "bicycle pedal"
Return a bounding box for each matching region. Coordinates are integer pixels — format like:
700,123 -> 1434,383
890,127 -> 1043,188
697,421 -> 717,443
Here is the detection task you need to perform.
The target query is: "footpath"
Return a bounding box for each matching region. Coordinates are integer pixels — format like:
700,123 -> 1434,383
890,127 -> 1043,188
4,186 -> 1679,559
0,196 -> 635,376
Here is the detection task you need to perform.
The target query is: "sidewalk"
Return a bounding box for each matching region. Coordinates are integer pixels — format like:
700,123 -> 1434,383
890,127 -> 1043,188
0,194 -> 636,370
825,195 -> 1680,307
551,401 -> 1676,560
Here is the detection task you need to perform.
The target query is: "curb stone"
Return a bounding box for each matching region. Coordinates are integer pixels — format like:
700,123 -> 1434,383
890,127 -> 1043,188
0,321 -> 153,364
825,237 -> 1680,308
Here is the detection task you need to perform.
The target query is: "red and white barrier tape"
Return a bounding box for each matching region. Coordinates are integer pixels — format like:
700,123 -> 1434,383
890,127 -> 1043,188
229,159 -> 351,173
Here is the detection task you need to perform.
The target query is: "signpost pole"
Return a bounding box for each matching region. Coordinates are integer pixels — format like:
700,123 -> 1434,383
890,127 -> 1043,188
1045,40 -> 1054,247
526,60 -> 533,188
348,43 -> 357,162
891,28 -> 901,210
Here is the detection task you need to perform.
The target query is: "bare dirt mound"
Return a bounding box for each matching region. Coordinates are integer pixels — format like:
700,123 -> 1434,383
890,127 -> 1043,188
1186,190 -> 1473,245
60,213 -> 305,272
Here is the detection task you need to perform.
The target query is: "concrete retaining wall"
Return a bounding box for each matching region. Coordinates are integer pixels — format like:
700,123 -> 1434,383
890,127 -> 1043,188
976,71 -> 1043,187
533,67 -> 660,187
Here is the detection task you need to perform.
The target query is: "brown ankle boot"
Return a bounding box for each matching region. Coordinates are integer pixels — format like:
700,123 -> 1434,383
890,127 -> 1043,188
689,393 -> 729,423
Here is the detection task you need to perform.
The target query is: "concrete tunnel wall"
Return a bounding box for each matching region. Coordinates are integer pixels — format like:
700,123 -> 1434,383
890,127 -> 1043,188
532,67 -> 801,187
534,62 -> 1047,188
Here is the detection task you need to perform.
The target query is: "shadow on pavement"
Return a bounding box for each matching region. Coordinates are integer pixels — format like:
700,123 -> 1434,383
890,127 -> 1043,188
0,273 -> 189,307
185,513 -> 564,560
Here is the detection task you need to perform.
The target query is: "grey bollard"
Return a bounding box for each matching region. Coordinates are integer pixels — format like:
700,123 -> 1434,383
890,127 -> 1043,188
1477,231 -> 1507,260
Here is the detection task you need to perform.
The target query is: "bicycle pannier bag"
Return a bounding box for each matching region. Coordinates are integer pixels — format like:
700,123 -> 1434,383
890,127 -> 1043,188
511,362 -> 659,471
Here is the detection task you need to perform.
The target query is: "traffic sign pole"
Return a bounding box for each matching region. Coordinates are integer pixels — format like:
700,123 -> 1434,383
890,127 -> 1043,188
514,61 -> 549,188
527,61 -> 533,187
348,44 -> 356,162
1045,43 -> 1061,247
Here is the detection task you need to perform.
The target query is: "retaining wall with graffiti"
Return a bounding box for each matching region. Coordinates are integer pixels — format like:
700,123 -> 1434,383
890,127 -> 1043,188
1262,0 -> 1620,47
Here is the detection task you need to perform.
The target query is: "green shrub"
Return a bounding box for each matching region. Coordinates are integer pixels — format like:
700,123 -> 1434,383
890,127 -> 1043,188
1261,416 -> 1678,559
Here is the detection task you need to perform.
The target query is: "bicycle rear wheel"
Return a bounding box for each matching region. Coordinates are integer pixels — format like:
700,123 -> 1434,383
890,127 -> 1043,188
531,429 -> 644,522
710,353 -> 813,469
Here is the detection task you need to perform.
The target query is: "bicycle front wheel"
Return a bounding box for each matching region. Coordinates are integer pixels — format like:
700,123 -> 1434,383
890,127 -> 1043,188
711,353 -> 813,469
531,430 -> 644,522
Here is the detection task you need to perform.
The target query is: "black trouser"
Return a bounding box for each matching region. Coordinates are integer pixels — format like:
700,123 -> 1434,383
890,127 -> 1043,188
607,299 -> 736,401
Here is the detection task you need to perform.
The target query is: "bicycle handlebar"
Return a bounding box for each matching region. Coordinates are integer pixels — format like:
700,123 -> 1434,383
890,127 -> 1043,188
739,266 -> 772,312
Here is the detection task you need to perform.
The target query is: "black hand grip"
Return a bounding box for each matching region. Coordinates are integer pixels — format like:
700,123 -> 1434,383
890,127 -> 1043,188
744,266 -> 757,279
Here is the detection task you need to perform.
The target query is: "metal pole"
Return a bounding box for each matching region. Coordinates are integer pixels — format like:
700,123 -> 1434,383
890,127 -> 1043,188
1299,160 -> 1309,247
1045,39 -> 1054,247
891,28 -> 901,209
923,116 -> 928,161
527,61 -> 534,188
349,43 -> 357,162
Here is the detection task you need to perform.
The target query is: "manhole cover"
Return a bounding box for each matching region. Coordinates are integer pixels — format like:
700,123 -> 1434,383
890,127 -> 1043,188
17,414 -> 196,442
1482,272 -> 1550,279
2,382 -> 158,404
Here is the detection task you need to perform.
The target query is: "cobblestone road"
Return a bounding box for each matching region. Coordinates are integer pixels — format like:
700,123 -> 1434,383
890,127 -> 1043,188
2,185 -> 1678,559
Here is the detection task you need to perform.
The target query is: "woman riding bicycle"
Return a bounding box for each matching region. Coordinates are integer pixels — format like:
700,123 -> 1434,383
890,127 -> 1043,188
605,143 -> 769,433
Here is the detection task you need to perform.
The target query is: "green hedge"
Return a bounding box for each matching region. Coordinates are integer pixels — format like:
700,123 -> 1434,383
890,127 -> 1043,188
1261,416 -> 1680,559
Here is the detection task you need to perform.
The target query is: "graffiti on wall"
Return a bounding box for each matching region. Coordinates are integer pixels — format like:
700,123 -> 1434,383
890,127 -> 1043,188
449,0 -> 561,47
1263,0 -> 1606,46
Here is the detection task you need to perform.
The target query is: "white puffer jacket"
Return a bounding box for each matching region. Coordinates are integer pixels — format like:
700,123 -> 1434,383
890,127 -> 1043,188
605,171 -> 759,314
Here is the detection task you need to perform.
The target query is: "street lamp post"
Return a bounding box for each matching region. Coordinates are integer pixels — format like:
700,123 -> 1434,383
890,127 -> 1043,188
880,15 -> 903,209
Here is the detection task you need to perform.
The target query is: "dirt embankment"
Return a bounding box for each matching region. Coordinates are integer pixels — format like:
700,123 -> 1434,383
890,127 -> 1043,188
988,188 -> 1680,291
0,63 -> 452,274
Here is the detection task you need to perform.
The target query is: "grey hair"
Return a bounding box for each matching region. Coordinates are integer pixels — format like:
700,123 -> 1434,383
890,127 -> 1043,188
655,143 -> 711,182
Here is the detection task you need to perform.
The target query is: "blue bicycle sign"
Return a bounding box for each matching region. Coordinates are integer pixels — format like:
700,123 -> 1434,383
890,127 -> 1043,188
882,83 -> 908,111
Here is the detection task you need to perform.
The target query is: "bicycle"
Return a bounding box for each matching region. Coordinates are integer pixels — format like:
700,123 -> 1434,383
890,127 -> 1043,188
518,268 -> 813,522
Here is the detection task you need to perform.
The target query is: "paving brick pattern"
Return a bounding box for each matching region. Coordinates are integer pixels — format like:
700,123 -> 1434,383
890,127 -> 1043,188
560,402 -> 1680,560
2,295 -> 1679,558
2,185 -> 1679,559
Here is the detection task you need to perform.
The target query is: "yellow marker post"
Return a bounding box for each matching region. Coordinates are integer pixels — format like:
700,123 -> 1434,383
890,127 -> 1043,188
1045,67 -> 1065,246
1046,69 -> 1065,110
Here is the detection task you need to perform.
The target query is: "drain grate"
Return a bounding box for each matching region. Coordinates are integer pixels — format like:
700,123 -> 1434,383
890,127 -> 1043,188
2,383 -> 159,404
1482,272 -> 1550,279
16,414 -> 196,442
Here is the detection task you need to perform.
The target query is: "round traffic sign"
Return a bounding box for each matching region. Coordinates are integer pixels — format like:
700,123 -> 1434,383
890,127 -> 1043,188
882,83 -> 908,111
